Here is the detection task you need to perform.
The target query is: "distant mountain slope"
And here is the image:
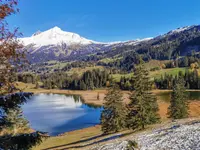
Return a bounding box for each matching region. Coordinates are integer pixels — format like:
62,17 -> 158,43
20,25 -> 200,63
97,25 -> 200,64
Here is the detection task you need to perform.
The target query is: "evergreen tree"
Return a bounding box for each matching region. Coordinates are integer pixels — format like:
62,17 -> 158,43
96,77 -> 100,88
168,77 -> 189,119
89,79 -> 95,90
127,64 -> 160,130
35,82 -> 39,89
5,108 -> 29,135
182,57 -> 189,67
101,85 -> 126,134
80,80 -> 86,90
124,80 -> 131,90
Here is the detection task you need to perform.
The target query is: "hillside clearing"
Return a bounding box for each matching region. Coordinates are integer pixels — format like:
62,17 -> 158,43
112,67 -> 189,82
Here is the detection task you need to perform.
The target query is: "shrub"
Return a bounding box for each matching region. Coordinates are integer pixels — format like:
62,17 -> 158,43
126,140 -> 138,150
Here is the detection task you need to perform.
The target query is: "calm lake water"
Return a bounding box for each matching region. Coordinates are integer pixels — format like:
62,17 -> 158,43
22,93 -> 102,136
157,91 -> 200,102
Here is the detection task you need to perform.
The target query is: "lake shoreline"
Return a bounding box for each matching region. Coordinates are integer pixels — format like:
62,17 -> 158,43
18,85 -> 200,150
25,88 -> 200,130
24,88 -> 200,106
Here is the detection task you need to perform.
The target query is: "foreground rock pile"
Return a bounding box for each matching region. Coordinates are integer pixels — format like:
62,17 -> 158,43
92,121 -> 200,150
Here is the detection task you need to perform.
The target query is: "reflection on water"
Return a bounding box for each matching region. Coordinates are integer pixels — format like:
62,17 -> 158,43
157,91 -> 200,102
22,93 -> 102,136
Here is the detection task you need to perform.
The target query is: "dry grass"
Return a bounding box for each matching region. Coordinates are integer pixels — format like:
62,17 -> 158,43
144,60 -> 170,69
32,125 -> 102,150
67,66 -> 104,76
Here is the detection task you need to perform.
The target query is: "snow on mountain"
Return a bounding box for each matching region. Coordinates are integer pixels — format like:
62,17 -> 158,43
165,25 -> 196,36
19,26 -> 97,47
126,37 -> 152,45
20,25 -> 200,63
172,26 -> 191,33
32,30 -> 42,36
105,40 -> 129,45
20,26 -> 153,47
18,26 -> 153,63
104,38 -> 152,47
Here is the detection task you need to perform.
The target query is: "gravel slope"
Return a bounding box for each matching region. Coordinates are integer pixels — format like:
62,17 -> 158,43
91,121 -> 200,150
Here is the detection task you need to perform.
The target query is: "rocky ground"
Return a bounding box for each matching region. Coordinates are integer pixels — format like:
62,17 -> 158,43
91,120 -> 200,150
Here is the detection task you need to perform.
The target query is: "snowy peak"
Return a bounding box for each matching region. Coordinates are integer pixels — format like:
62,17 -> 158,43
49,26 -> 61,32
171,26 -> 191,33
32,30 -> 41,36
20,26 -> 96,47
166,25 -> 196,35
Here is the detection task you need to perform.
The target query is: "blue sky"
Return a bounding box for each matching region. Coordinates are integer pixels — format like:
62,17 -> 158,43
7,0 -> 200,42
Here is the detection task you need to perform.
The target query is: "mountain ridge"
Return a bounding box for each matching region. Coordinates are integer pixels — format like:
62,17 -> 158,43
21,24 -> 200,63
20,26 -> 152,47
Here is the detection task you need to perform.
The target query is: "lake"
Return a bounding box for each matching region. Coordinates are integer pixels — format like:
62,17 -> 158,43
22,93 -> 102,136
157,91 -> 200,102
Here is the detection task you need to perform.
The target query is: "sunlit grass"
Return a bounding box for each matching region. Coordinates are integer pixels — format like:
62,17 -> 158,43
32,126 -> 102,150
112,67 -> 189,82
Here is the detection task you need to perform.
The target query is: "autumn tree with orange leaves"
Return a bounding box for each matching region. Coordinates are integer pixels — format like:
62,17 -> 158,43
0,1 -> 45,149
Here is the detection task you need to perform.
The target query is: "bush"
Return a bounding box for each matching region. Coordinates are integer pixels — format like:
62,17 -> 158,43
126,140 -> 138,150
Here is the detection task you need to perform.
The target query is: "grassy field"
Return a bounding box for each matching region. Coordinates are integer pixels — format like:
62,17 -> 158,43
48,61 -> 70,69
112,73 -> 134,82
144,59 -> 170,69
67,66 -> 104,76
150,67 -> 188,79
32,125 -> 103,150
112,67 -> 188,82
98,57 -> 122,63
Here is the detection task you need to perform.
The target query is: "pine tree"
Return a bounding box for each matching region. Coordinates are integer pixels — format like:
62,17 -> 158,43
5,108 -> 29,135
124,80 -> 131,90
96,77 -> 100,88
89,79 -> 95,90
101,85 -> 126,134
168,77 -> 189,119
35,82 -> 39,89
80,80 -> 86,90
127,64 -> 160,130
182,57 -> 189,67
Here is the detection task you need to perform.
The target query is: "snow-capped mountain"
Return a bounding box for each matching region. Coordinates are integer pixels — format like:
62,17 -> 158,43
20,25 -> 200,63
19,26 -> 97,47
20,26 -> 152,63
